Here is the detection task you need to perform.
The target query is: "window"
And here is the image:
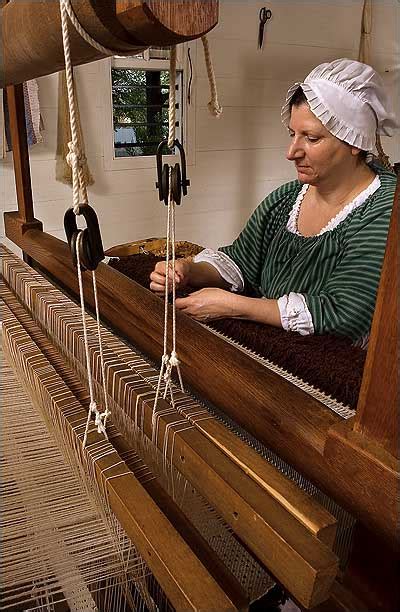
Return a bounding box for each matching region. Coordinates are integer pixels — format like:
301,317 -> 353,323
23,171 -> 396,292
102,46 -> 194,171
112,66 -> 183,158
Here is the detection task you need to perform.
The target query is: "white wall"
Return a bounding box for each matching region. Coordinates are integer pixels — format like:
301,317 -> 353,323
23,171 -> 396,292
1,0 -> 399,255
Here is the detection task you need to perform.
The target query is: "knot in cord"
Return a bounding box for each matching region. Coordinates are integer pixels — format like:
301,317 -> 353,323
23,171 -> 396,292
89,400 -> 97,413
169,351 -> 180,367
66,141 -> 87,173
207,100 -> 223,118
201,35 -> 223,118
66,141 -> 80,170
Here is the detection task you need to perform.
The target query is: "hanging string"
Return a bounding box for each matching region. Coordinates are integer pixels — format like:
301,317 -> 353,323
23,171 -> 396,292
152,169 -> 184,426
201,35 -> 223,118
153,47 -> 185,423
60,0 -> 112,446
153,38 -> 222,420
75,233 -> 110,447
60,0 -> 118,209
61,0 -> 116,56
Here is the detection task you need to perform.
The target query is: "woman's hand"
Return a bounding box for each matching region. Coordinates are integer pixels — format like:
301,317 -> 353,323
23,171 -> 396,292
149,259 -> 191,294
176,289 -> 282,327
175,288 -> 237,321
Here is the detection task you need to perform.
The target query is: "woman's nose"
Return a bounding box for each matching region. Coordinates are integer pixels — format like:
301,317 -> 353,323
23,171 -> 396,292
286,138 -> 304,161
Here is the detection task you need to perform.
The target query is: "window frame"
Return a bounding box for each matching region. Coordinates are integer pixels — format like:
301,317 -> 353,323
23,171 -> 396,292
102,44 -> 195,172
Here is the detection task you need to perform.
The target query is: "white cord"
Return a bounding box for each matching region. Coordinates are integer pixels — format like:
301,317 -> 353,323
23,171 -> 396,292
62,0 -> 116,56
167,46 -> 177,150
60,0 -> 111,446
76,233 -> 108,448
152,48 -> 185,423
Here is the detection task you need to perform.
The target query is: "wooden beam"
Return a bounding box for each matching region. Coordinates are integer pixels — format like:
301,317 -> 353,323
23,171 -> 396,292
3,223 -> 398,547
354,177 -> 399,457
116,0 -> 219,43
6,84 -> 34,224
110,432 -> 250,612
324,417 -> 399,542
1,0 -> 218,87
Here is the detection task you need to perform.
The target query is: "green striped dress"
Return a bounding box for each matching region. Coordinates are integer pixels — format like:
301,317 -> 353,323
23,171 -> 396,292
219,165 -> 396,340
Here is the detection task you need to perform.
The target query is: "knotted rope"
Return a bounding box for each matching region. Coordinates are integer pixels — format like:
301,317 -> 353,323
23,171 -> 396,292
60,0 -> 114,446
152,46 -> 184,422
153,38 -> 222,421
201,36 -> 223,118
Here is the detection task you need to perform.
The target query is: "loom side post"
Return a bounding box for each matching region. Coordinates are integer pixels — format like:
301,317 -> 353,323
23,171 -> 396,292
6,83 -> 43,266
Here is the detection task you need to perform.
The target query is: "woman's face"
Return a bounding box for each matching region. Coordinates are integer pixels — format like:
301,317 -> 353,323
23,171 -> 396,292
286,103 -> 359,185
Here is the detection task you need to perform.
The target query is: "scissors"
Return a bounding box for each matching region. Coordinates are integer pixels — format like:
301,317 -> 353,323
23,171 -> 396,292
258,7 -> 272,49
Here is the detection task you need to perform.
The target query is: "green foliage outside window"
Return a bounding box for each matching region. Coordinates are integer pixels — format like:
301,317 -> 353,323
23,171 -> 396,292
112,68 -> 175,157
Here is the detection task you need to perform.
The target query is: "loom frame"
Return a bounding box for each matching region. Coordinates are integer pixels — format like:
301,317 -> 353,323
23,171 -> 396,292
2,2 -> 399,610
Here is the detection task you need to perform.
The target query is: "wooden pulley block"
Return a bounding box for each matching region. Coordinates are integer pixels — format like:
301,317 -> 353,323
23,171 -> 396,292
1,0 -> 219,87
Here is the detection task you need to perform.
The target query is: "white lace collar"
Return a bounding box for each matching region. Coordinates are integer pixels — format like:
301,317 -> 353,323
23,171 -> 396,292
287,175 -> 381,237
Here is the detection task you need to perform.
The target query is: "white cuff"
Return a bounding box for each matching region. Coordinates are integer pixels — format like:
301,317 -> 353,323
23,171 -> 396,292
193,248 -> 244,292
278,293 -> 314,336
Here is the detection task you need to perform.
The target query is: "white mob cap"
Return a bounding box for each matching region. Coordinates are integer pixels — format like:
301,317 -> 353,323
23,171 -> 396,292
281,58 -> 399,152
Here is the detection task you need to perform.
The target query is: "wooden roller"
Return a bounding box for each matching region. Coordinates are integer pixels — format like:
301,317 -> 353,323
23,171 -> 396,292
1,0 -> 218,87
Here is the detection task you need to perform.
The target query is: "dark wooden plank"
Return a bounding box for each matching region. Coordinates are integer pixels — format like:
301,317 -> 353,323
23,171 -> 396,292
341,523 -> 400,612
354,177 -> 399,457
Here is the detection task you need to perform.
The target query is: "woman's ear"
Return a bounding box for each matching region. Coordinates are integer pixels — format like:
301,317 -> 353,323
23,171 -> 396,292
350,146 -> 362,157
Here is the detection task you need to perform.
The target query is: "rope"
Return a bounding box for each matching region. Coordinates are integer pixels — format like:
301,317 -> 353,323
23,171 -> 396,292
61,0 -> 116,56
168,46 -> 177,149
60,0 -> 118,211
76,233 -> 109,447
358,0 -> 372,64
153,48 -> 185,423
60,0 -> 112,446
201,36 -> 223,118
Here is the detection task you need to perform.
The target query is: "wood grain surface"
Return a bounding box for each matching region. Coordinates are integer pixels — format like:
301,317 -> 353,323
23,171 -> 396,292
1,0 -> 218,87
4,218 -> 398,547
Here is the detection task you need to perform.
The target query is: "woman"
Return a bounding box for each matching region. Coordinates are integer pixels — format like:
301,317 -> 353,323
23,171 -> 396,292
150,59 -> 398,342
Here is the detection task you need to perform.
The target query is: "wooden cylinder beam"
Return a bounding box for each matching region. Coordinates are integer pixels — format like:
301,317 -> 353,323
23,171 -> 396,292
1,0 -> 218,88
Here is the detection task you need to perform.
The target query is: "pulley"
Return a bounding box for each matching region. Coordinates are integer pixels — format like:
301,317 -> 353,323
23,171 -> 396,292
155,138 -> 190,206
64,204 -> 105,271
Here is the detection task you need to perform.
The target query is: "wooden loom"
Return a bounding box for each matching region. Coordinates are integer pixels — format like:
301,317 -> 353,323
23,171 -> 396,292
1,1 -> 399,610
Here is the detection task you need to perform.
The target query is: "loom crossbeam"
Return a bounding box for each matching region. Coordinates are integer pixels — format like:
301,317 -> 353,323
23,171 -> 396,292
4,213 -> 398,550
2,1 -> 399,609
1,0 -> 218,88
